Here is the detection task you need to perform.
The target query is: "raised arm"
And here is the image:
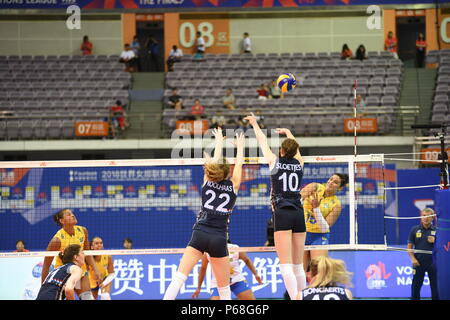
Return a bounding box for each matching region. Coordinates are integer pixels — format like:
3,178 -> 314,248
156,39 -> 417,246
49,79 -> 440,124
300,182 -> 320,201
211,127 -> 224,163
275,128 -> 304,167
244,113 -> 276,166
231,132 -> 245,192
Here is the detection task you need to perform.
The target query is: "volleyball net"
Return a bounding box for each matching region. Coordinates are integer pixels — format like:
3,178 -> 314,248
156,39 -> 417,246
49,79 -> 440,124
0,154 -> 388,257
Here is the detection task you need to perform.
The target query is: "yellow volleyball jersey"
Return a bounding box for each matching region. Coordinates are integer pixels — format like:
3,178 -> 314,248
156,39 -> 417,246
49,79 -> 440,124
89,255 -> 110,289
53,225 -> 87,272
303,184 -> 341,233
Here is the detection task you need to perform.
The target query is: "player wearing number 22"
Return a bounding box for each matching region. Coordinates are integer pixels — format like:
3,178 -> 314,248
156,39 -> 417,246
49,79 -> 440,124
163,127 -> 245,300
245,112 -> 307,301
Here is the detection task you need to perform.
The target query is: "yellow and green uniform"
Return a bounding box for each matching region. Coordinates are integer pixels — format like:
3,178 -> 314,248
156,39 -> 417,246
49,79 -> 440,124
53,225 -> 87,273
89,255 -> 110,289
303,184 -> 341,233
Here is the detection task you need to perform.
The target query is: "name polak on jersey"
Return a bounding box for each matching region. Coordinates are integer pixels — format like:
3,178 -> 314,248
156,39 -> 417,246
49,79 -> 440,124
206,181 -> 233,192
276,162 -> 302,172
303,287 -> 346,295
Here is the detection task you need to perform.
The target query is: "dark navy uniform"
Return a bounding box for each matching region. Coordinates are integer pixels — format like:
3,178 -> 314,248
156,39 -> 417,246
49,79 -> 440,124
36,263 -> 75,300
189,179 -> 237,258
301,285 -> 350,300
270,157 -> 305,233
408,224 -> 439,300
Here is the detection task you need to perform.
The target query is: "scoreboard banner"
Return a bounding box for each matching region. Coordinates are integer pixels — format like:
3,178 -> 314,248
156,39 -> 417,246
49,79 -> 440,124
0,0 -> 442,10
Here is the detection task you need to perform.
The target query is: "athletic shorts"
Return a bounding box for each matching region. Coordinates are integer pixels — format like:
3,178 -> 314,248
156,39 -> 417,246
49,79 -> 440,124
210,280 -> 250,297
305,232 -> 330,246
273,207 -> 306,233
188,229 -> 228,258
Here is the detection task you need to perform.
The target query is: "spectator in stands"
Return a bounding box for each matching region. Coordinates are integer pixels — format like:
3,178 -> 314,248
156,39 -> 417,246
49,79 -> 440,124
355,95 -> 366,109
355,44 -> 367,61
195,31 -> 206,59
131,35 -> 141,71
14,240 -> 29,252
109,100 -> 130,138
236,110 -> 251,132
123,238 -> 133,249
269,80 -> 283,99
222,88 -> 236,110
257,83 -> 269,100
119,43 -> 138,72
190,99 -> 205,120
168,88 -> 184,111
81,35 -> 93,56
146,36 -> 160,72
242,32 -> 252,54
416,33 -> 427,68
210,111 -> 227,129
167,45 -> 183,72
384,31 -> 398,59
341,44 -> 353,60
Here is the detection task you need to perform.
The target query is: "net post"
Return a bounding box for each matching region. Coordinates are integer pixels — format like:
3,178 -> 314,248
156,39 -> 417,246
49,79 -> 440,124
348,157 -> 357,246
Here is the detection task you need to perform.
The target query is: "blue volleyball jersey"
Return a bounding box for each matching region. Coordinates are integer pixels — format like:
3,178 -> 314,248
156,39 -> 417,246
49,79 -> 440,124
301,285 -> 350,300
36,263 -> 75,300
193,179 -> 237,235
270,157 -> 303,210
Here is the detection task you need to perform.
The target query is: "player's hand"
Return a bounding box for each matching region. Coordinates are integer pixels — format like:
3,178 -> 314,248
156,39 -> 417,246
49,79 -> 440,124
275,128 -> 291,136
212,127 -> 224,140
233,132 -> 245,149
255,275 -> 263,285
310,192 -> 321,209
192,288 -> 201,299
243,113 -> 258,126
411,258 -> 420,267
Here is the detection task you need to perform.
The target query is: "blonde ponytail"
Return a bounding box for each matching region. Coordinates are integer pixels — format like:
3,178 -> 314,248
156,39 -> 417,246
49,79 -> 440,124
308,256 -> 353,288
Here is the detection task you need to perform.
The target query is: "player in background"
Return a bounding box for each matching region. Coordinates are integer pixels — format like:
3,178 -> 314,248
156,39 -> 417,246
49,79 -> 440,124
298,255 -> 353,300
89,236 -> 115,300
192,240 -> 263,300
41,208 -> 101,300
301,173 -> 348,278
36,244 -> 85,300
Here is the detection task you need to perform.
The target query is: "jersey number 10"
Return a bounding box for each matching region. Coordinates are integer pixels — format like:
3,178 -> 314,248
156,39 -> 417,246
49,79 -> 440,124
278,172 -> 299,192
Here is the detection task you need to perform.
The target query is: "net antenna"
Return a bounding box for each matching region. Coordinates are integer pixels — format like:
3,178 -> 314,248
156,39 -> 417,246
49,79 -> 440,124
411,123 -> 449,189
352,80 -> 358,245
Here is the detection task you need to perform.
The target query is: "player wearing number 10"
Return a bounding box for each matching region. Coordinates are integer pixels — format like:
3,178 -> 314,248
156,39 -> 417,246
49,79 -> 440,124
245,113 -> 307,300
163,128 -> 245,300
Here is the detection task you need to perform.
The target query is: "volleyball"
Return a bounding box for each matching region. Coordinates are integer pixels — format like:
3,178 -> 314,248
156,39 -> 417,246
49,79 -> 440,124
276,73 -> 296,92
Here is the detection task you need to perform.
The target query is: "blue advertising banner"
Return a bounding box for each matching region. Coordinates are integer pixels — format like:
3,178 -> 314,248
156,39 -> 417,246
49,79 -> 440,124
0,0 -> 442,10
0,250 -> 431,299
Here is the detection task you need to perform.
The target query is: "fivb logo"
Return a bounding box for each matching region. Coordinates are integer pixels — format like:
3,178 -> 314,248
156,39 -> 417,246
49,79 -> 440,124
364,261 -> 391,290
